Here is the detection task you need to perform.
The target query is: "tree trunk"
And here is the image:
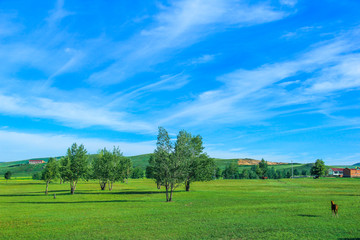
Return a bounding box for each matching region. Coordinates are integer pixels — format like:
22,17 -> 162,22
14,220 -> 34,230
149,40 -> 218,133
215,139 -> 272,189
70,181 -> 76,195
157,182 -> 161,189
109,181 -> 113,191
60,178 -> 62,184
165,184 -> 169,202
185,180 -> 190,192
169,183 -> 174,202
100,181 -> 106,190
45,181 -> 49,195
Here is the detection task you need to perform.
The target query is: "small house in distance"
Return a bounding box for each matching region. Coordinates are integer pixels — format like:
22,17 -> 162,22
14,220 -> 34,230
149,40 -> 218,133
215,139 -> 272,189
329,168 -> 344,176
29,160 -> 45,165
343,168 -> 360,178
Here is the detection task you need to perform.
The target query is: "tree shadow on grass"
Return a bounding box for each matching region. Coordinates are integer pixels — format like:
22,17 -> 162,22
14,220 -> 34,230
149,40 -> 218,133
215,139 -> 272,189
1,182 -> 44,185
0,190 -> 180,197
31,190 -> 175,195
297,214 -> 321,218
75,190 -> 179,195
341,194 -> 360,197
6,199 -> 146,204
338,238 -> 360,240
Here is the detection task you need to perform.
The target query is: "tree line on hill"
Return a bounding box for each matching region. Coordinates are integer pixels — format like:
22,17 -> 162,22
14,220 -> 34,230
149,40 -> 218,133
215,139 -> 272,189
221,160 -> 306,179
221,158 -> 327,179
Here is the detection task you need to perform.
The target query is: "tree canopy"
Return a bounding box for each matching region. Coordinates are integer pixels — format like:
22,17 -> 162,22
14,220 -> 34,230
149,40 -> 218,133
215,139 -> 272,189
148,127 -> 216,201
92,147 -> 132,191
41,157 -> 59,195
60,143 -> 88,194
311,159 -> 327,177
4,171 -> 12,181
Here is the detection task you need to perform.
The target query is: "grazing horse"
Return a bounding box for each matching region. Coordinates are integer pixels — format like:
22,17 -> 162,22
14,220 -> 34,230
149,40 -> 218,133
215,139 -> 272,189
331,201 -> 338,216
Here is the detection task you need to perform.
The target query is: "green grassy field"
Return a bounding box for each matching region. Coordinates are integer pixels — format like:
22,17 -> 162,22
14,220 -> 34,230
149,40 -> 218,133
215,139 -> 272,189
1,178 -> 359,239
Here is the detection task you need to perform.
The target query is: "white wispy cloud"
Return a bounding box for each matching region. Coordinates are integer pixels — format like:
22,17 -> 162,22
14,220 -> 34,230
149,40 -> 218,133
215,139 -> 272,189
0,93 -> 155,134
0,13 -> 22,37
306,53 -> 360,93
46,0 -> 75,26
279,0 -> 298,7
125,73 -> 189,96
161,27 -> 360,128
0,130 -> 155,162
282,25 -> 322,39
88,0 -> 291,85
189,54 -> 216,65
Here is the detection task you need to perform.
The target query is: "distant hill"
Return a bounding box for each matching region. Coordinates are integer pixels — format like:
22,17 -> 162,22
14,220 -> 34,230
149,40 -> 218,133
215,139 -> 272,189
237,158 -> 288,165
128,153 -> 152,169
353,162 -> 360,166
0,157 -> 62,177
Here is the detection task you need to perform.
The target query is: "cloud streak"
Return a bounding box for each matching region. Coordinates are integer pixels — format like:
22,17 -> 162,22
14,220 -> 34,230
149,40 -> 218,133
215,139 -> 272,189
161,27 -> 360,128
88,0 -> 290,85
0,93 -> 155,133
0,130 -> 155,162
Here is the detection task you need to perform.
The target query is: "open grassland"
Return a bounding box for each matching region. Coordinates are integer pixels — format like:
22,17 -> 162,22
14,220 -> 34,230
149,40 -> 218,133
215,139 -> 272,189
1,178 -> 360,239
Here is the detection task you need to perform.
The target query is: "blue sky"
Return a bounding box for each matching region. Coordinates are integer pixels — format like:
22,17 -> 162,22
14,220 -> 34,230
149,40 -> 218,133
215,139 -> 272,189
0,0 -> 360,164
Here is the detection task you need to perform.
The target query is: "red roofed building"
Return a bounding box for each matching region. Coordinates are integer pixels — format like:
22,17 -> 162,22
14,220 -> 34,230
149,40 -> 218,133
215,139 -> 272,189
343,168 -> 360,178
329,168 -> 344,176
29,160 -> 45,165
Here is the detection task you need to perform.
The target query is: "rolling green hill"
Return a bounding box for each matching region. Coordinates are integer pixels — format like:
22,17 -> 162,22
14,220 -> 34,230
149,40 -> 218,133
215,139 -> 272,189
128,153 -> 153,169
0,157 -> 62,178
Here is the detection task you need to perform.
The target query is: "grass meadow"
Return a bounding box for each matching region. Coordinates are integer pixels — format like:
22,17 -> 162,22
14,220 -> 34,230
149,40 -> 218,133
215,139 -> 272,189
1,178 -> 360,239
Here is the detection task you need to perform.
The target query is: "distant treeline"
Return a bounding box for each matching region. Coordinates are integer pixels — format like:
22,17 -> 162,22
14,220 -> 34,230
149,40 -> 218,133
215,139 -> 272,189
221,161 -> 310,179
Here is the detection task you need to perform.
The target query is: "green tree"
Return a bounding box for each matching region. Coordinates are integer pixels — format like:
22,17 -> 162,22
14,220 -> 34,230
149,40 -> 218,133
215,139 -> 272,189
188,154 -> 216,190
93,147 -> 132,191
92,148 -> 112,190
293,169 -> 299,176
251,164 -> 262,178
4,171 -> 12,182
258,159 -> 268,178
60,143 -> 88,195
301,169 -> 308,176
310,159 -> 327,177
223,162 -> 239,179
32,172 -> 42,180
182,133 -> 216,191
131,167 -> 144,179
118,156 -> 132,185
215,167 -> 222,179
41,158 -> 59,195
149,127 -> 187,202
249,169 -> 259,179
145,165 -> 154,179
267,167 -> 276,179
240,168 -> 250,179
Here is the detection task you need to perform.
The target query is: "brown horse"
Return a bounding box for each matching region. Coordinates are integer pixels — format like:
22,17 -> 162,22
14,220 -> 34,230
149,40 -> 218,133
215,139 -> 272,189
331,201 -> 338,216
